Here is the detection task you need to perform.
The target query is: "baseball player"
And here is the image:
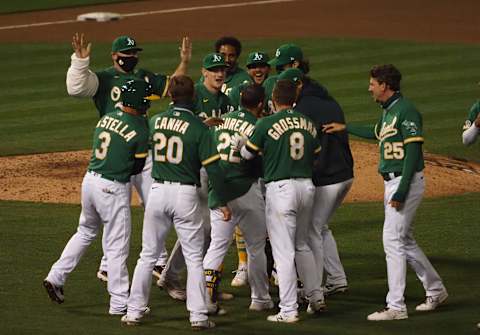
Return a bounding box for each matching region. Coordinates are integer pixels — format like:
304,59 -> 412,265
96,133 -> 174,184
462,99 -> 480,145
156,53 -> 235,302
121,75 -> 231,330
225,51 -> 271,287
66,33 -> 191,281
263,43 -> 308,115
279,68 -> 354,297
324,64 -> 448,321
44,79 -> 152,315
203,84 -> 272,314
233,79 -> 324,323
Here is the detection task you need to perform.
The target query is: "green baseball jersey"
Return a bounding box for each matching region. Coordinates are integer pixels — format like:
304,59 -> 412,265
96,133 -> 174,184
208,109 -> 258,208
262,75 -> 278,115
194,83 -> 234,119
247,108 -> 321,183
462,100 -> 480,130
374,95 -> 425,174
94,67 -> 169,117
150,105 -> 221,185
88,109 -> 149,182
199,67 -> 251,96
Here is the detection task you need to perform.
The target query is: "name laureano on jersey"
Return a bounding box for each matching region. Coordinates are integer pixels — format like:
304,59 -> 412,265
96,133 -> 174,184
216,115 -> 255,137
268,115 -> 317,140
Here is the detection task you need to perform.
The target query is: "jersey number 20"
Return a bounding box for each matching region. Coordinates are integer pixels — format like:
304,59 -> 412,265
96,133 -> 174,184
154,133 -> 183,164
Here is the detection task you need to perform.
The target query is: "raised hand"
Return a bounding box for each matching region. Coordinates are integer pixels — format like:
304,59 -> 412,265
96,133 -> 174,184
72,32 -> 91,59
179,36 -> 192,64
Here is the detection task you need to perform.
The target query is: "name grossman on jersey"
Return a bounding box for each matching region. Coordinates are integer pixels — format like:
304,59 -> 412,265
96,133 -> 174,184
96,115 -> 137,142
268,116 -> 317,140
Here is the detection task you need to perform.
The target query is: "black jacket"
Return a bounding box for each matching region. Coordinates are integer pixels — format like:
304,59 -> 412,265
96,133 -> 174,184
295,78 -> 354,186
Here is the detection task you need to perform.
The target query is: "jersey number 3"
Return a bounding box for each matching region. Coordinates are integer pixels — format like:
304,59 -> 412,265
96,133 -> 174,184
95,131 -> 111,160
154,133 -> 183,164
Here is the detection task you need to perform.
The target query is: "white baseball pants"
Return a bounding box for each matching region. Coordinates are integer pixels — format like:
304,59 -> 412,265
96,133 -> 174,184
203,182 -> 271,304
383,171 -> 446,311
127,182 -> 208,322
46,172 -> 131,314
309,179 -> 353,288
265,178 -> 318,315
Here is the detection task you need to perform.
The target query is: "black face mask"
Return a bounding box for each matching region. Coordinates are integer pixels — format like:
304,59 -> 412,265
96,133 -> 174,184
116,56 -> 138,72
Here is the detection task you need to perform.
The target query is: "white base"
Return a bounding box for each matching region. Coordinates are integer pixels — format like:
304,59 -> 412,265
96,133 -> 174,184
77,12 -> 122,22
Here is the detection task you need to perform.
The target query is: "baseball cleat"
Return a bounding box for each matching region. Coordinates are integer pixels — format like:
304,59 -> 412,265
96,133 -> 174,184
191,319 -> 215,330
96,270 -> 108,282
249,300 -> 275,311
111,306 -> 150,316
415,290 -> 448,311
43,280 -> 65,304
267,312 -> 299,323
231,266 -> 248,287
120,307 -> 150,325
217,291 -> 234,301
207,302 -> 227,316
323,283 -> 348,296
152,265 -> 165,281
306,299 -> 327,314
157,277 -> 187,301
367,307 -> 408,321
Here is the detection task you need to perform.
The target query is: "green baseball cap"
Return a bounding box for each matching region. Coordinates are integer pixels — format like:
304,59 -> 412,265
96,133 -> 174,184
203,53 -> 227,70
112,36 -> 143,53
278,68 -> 304,84
121,79 -> 158,110
246,51 -> 270,68
269,44 -> 303,67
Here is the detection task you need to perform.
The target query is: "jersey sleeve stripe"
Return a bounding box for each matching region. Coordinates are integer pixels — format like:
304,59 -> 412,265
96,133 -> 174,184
314,146 -> 322,154
374,124 -> 380,140
404,136 -> 424,144
135,152 -> 149,158
202,154 -> 221,166
161,76 -> 171,98
246,140 -> 260,151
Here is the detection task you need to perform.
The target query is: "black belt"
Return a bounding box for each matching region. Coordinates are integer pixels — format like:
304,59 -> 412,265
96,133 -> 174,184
88,170 -> 124,183
154,179 -> 197,186
381,172 -> 402,181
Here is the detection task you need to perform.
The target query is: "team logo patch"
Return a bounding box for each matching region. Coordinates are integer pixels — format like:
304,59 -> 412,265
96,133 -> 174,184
253,52 -> 263,61
463,120 -> 472,130
127,37 -> 135,46
275,49 -> 281,57
402,120 -> 419,135
213,54 -> 222,62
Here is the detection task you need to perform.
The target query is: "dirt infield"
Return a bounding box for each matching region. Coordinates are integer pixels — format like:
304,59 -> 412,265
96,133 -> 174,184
1,0 -> 479,205
1,142 -> 479,205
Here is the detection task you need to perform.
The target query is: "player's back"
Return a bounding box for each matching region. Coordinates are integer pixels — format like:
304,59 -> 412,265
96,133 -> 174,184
249,108 -> 321,183
150,105 -> 214,186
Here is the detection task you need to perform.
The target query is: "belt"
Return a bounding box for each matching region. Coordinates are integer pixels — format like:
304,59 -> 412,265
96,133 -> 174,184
381,171 -> 402,181
154,179 -> 197,186
88,170 -> 123,183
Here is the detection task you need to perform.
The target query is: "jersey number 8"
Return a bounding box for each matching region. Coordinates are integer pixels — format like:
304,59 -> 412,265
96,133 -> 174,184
290,132 -> 304,160
153,133 -> 183,164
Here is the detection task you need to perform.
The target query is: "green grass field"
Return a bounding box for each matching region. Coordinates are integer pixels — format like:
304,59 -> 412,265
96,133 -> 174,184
2,194 -> 480,334
1,38 -> 479,160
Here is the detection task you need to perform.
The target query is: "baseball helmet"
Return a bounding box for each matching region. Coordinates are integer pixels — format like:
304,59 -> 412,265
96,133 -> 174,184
120,79 -> 158,111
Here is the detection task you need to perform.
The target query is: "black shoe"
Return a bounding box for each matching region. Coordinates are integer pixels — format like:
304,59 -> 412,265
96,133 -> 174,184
43,280 -> 64,304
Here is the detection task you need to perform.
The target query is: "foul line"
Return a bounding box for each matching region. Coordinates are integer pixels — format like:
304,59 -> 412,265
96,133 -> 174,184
0,0 -> 298,31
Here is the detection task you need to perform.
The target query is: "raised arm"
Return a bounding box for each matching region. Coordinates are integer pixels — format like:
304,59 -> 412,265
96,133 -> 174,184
171,37 -> 192,78
66,32 -> 99,97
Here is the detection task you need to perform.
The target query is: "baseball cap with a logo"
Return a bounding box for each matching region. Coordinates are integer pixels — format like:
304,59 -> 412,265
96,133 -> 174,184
269,44 -> 303,67
278,68 -> 304,84
203,53 -> 227,70
112,36 -> 143,53
246,51 -> 270,68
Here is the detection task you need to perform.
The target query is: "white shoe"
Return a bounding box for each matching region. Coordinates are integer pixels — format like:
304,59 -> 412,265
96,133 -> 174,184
120,307 -> 150,325
207,301 -> 227,316
324,283 -> 348,296
157,277 -> 187,301
249,300 -> 275,311
367,308 -> 408,321
111,306 -> 150,316
415,290 -> 448,311
306,299 -> 327,314
231,266 -> 248,287
267,312 -> 299,323
191,319 -> 215,330
96,270 -> 108,283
